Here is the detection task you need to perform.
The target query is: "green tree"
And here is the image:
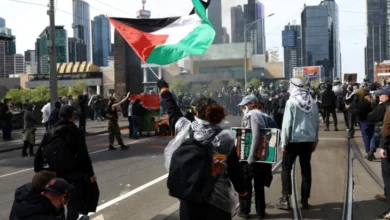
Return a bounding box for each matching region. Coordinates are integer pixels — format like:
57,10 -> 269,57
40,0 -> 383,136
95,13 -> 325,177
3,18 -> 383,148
58,86 -> 69,97
170,79 -> 191,93
208,80 -> 224,92
5,88 -> 23,103
249,78 -> 261,89
70,81 -> 87,97
31,85 -> 50,102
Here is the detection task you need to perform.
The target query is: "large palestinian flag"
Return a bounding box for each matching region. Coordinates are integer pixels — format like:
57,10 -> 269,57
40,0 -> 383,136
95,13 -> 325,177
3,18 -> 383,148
109,0 -> 215,65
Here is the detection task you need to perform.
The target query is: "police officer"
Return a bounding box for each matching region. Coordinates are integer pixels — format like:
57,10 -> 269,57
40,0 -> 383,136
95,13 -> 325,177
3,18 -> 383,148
106,93 -> 130,151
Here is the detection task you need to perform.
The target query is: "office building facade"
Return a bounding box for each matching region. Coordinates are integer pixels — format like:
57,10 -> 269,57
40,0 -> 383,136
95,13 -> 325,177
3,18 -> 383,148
208,0 -> 223,44
0,18 -> 4,28
92,15 -> 111,67
36,26 -> 68,74
231,5 -> 245,43
68,37 -> 87,63
73,0 -> 91,62
24,50 -> 36,64
366,0 -> 387,81
244,0 -> 265,54
5,54 -> 24,75
282,23 -> 302,79
321,0 -> 341,79
301,5 -> 334,80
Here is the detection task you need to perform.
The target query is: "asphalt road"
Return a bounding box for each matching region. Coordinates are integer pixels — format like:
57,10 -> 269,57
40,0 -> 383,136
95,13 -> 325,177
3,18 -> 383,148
0,114 -> 386,220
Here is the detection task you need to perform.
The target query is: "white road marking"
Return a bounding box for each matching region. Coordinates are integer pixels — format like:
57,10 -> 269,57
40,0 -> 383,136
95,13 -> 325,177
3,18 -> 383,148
91,214 -> 105,220
92,173 -> 169,214
0,168 -> 34,179
0,137 -> 156,179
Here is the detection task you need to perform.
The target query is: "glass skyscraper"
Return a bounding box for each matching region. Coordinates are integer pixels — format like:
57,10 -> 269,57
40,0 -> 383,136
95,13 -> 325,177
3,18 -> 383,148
244,0 -> 265,55
0,17 -> 5,28
231,5 -> 245,43
208,0 -> 223,44
282,23 -> 302,79
36,26 -> 68,74
301,5 -> 334,81
73,0 -> 91,62
92,15 -> 110,67
366,0 -> 387,81
321,0 -> 341,79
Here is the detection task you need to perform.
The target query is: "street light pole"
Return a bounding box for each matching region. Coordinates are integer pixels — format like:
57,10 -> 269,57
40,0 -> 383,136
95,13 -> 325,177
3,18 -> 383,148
243,13 -> 275,89
48,0 -> 58,109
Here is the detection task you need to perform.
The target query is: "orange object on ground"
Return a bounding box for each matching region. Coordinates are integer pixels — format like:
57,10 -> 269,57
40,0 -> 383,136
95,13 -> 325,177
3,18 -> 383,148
129,94 -> 160,109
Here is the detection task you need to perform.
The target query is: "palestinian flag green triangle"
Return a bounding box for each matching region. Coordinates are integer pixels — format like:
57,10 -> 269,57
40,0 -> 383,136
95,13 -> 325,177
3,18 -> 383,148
109,0 -> 215,65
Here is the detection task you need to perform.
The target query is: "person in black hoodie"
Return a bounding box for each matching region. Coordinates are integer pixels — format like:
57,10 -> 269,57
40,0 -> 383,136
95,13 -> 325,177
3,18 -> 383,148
48,101 -> 61,128
345,83 -> 359,138
78,94 -> 88,134
131,99 -> 146,139
9,171 -> 57,220
321,84 -> 338,131
0,98 -> 13,140
34,106 -> 96,220
159,79 -> 247,220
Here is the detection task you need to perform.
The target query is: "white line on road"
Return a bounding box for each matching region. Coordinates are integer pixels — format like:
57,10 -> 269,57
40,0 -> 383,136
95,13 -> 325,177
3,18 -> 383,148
0,168 -> 34,179
93,173 -> 169,214
0,137 -> 155,179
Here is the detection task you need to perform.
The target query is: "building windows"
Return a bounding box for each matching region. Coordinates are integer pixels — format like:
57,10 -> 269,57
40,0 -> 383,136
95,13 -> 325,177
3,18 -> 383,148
199,65 -> 243,75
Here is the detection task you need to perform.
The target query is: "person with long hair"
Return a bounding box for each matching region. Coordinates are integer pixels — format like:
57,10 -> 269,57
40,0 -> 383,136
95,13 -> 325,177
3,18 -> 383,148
356,87 -> 376,161
159,79 -> 246,220
106,94 -> 130,151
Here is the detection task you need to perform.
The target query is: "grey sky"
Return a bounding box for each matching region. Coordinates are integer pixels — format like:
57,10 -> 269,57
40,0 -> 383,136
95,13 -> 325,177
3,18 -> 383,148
1,0 -> 366,81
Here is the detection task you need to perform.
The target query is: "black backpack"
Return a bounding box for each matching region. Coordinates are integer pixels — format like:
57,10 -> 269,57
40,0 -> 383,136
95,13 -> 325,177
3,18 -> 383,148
167,129 -> 221,203
41,126 -> 78,173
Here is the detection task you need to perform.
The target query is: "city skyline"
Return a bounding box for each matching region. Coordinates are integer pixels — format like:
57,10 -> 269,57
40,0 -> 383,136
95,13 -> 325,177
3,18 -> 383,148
0,0 -> 365,80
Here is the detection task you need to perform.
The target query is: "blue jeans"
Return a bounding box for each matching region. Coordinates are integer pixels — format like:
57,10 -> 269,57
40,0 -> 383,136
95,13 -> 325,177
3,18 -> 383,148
131,116 -> 141,138
359,121 -> 376,153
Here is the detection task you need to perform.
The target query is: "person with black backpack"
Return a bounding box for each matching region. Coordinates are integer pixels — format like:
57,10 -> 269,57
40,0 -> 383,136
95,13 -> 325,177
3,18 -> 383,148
159,79 -> 247,220
34,105 -> 96,220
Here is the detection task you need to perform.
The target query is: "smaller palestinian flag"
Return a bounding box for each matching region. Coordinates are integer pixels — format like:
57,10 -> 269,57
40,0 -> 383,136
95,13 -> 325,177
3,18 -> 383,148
109,0 -> 215,65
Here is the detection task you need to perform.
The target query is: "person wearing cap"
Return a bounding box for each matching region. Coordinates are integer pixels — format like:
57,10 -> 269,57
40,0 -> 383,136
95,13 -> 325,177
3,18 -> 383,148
34,105 -> 96,220
276,78 -> 319,210
367,86 -> 390,202
237,94 -> 273,219
0,98 -> 13,140
9,171 -> 58,220
106,93 -> 130,150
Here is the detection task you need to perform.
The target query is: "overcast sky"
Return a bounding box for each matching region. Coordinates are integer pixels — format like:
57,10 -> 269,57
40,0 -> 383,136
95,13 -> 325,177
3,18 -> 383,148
1,0 -> 365,81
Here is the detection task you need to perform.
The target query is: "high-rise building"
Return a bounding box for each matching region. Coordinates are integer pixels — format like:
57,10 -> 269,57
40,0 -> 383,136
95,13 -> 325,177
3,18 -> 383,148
244,0 -> 265,54
302,4 -> 336,80
0,17 -> 5,28
222,27 -> 230,44
73,0 -> 91,62
5,54 -> 24,75
24,50 -> 36,64
366,0 -> 387,81
36,26 -> 68,74
68,37 -> 87,63
92,15 -> 111,67
0,31 -> 16,77
208,0 -> 223,44
321,0 -> 341,79
231,5 -> 245,43
282,22 -> 302,79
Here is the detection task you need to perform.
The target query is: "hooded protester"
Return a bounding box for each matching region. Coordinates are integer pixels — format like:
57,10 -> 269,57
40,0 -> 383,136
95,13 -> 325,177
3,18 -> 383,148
276,78 -> 319,210
159,79 -> 247,220
321,84 -> 338,131
237,95 -> 275,219
356,88 -> 376,161
22,103 -> 38,157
